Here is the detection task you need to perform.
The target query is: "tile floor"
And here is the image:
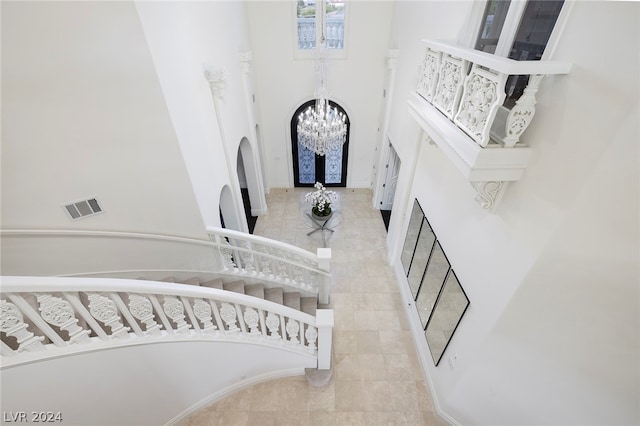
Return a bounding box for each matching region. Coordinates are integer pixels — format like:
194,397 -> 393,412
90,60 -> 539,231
181,188 -> 446,426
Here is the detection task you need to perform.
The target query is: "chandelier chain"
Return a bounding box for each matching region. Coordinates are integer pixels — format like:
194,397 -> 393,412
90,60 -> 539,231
296,0 -> 347,157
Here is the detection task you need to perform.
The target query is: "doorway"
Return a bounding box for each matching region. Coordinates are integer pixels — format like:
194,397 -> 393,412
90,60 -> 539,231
380,142 -> 400,231
291,99 -> 350,187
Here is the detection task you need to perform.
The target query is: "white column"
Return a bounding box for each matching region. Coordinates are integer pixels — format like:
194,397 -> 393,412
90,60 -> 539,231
204,66 -> 248,233
238,51 -> 268,215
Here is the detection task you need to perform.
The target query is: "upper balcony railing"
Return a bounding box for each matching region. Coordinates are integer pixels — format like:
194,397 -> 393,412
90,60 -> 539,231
409,39 -> 571,209
415,39 -> 572,148
297,18 -> 344,50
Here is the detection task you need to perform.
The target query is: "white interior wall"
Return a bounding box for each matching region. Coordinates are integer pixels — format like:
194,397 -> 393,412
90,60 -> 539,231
135,1 -> 255,229
246,1 -> 393,188
0,341 -> 315,426
386,1 -> 639,424
1,1 -> 206,239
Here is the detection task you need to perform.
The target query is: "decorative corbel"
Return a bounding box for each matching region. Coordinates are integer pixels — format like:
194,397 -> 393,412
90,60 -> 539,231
471,181 -> 506,210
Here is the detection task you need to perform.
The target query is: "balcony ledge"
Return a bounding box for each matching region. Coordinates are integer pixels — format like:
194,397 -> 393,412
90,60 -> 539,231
409,92 -> 531,183
408,39 -> 571,210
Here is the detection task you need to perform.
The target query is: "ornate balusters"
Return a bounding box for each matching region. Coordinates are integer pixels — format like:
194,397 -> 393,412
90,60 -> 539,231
285,318 -> 300,345
242,307 -> 261,336
36,294 -> 91,344
87,293 -> 130,339
454,64 -> 507,147
502,74 -> 544,147
128,294 -> 162,336
219,302 -> 239,332
219,245 -> 236,270
417,48 -> 441,102
432,54 -> 468,119
305,325 -> 318,353
162,296 -> 191,334
0,299 -> 45,352
265,312 -> 281,339
192,299 -> 217,333
1,278 -> 333,369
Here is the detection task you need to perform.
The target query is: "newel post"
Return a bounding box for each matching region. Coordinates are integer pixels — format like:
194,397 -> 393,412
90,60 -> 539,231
316,247 -> 331,305
315,309 -> 334,370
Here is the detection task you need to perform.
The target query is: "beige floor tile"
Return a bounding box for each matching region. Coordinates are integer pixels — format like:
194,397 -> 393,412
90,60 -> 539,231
361,380 -> 394,412
334,380 -> 365,412
183,188 -> 444,426
356,330 -> 383,353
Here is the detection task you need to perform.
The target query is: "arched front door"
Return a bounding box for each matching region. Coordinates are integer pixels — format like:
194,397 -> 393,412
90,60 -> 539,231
291,100 -> 349,187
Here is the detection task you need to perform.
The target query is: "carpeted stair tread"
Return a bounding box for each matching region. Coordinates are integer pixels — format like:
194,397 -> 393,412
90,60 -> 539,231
244,283 -> 264,299
181,277 -> 201,286
223,280 -> 245,294
264,287 -> 284,305
283,292 -> 301,311
160,277 -> 176,282
301,297 -> 317,316
201,278 -> 223,290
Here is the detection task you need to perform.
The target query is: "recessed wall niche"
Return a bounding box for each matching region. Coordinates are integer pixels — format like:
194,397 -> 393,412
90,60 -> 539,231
402,199 -> 470,366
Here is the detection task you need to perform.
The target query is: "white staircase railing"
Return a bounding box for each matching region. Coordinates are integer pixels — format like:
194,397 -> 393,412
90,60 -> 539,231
0,228 -> 332,304
206,227 -> 332,305
0,276 -> 334,369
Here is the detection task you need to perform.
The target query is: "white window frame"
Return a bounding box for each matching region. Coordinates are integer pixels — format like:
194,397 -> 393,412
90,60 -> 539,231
292,0 -> 349,60
461,0 -> 574,60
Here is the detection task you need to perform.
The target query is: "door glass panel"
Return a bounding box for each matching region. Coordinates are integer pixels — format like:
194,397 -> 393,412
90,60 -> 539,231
416,241 -> 450,328
298,142 -> 316,184
324,144 -> 343,184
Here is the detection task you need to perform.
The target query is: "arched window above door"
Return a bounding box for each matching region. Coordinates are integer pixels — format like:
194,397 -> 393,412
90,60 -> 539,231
291,99 -> 350,187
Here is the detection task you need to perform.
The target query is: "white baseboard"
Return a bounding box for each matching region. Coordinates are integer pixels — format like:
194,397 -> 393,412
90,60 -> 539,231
392,261 -> 461,426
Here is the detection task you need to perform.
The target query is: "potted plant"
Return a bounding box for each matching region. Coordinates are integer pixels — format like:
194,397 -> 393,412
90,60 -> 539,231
305,182 -> 338,222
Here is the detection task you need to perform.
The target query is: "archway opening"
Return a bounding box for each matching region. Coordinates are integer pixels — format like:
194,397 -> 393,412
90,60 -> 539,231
237,139 -> 258,233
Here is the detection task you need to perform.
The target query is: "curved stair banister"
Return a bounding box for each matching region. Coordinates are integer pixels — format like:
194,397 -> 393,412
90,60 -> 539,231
206,226 -> 332,304
0,228 -> 332,304
0,276 -> 333,370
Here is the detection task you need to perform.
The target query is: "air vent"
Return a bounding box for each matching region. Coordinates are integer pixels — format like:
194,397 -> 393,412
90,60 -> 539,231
64,198 -> 103,220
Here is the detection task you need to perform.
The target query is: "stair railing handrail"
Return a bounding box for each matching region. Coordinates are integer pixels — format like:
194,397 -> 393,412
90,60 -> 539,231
0,276 -> 333,370
1,228 -> 332,303
205,226 -> 332,303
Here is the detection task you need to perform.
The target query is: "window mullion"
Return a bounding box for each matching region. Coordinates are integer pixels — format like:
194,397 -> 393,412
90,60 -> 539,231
316,0 -> 325,46
494,0 -> 528,57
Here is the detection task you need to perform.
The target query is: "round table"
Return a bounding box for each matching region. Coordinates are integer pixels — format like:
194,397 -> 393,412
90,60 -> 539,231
303,209 -> 342,247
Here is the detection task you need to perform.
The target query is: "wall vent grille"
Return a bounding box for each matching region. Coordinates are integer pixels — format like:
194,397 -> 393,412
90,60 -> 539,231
64,198 -> 103,220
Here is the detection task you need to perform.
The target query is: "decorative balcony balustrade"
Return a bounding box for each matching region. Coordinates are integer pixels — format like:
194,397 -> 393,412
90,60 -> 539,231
0,276 -> 333,369
409,39 -> 571,209
297,18 -> 344,50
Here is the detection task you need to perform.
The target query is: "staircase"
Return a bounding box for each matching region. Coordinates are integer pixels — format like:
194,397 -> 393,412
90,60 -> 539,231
0,228 -> 334,424
156,276 -> 320,316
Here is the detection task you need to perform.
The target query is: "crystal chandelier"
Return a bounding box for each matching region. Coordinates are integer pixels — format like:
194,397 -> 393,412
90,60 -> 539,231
297,8 -> 347,157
